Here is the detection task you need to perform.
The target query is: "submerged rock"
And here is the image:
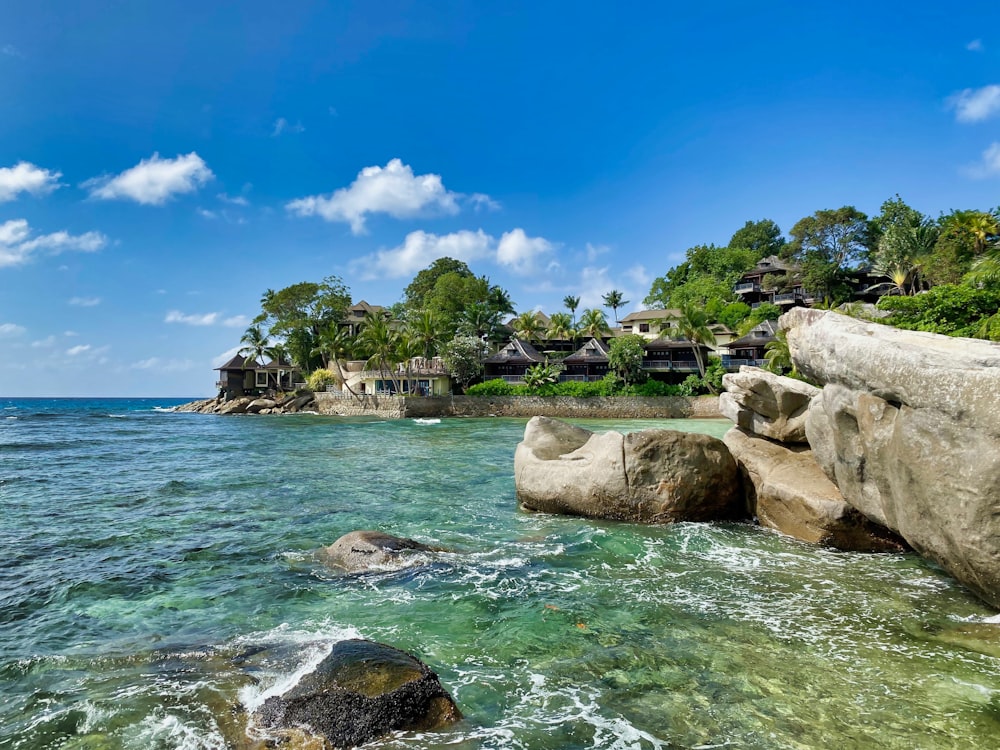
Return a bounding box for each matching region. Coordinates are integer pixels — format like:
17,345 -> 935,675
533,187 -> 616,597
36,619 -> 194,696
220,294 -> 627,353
723,427 -> 906,552
319,531 -> 433,574
254,639 -> 461,748
514,416 -> 743,523
784,307 -> 1000,607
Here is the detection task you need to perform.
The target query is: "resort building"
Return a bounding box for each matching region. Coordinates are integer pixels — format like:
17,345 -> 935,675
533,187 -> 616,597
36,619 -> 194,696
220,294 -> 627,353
641,337 -> 715,375
733,255 -> 814,310
561,337 -> 611,382
342,300 -> 387,336
483,338 -> 546,382
340,357 -> 452,396
215,355 -> 301,399
619,309 -> 680,339
721,320 -> 779,369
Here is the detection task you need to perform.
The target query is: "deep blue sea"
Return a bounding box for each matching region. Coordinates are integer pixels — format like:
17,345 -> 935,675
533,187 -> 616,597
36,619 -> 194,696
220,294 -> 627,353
1,397 -> 999,749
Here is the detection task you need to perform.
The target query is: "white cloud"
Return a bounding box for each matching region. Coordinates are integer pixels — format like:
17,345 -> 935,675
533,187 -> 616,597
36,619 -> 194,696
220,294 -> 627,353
131,357 -> 195,372
947,84 -> 1000,123
1,44 -> 22,58
967,39 -> 984,52
31,335 -> 55,348
352,229 -> 493,280
0,218 -> 108,268
217,192 -> 249,206
197,208 -> 218,219
0,162 -> 62,202
585,242 -> 610,262
222,315 -> 250,328
66,344 -> 91,356
84,152 -> 213,205
0,322 -> 26,337
68,296 -> 101,307
965,142 -> 1000,178
574,264 -> 648,315
469,192 -> 501,212
272,117 -> 305,136
212,345 -> 243,368
497,228 -> 556,275
287,158 -> 464,234
165,310 -> 219,326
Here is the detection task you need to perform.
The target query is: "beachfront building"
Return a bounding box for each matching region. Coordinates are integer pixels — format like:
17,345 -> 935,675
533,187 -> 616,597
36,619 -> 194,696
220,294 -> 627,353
340,357 -> 453,396
483,338 -> 545,383
342,300 -> 387,336
721,320 -> 779,369
215,355 -> 301,399
641,337 -> 715,375
619,309 -> 680,339
562,337 -> 611,382
733,255 -> 814,310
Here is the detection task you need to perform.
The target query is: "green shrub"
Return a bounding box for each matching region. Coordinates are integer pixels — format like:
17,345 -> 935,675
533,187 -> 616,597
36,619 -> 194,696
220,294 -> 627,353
465,379 -> 516,396
629,379 -> 682,397
306,368 -> 339,391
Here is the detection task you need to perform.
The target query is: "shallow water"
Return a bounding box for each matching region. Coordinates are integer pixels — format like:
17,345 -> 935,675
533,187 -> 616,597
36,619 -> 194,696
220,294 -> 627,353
1,398 -> 998,749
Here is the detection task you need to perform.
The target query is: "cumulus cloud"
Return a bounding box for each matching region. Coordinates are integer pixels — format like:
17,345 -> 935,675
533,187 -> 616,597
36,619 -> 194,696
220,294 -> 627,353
84,152 -> 213,205
272,117 -> 305,136
66,344 -> 91,356
967,39 -> 984,52
217,192 -> 249,206
0,162 -> 62,202
0,322 -> 26,337
965,142 -> 1000,178
352,229 -> 493,280
31,335 -> 55,348
497,228 -> 556,275
165,310 -> 219,326
287,158 -> 466,234
68,296 -> 101,307
0,219 -> 108,268
222,315 -> 250,328
469,192 -> 501,212
947,84 -> 1000,123
574,264 -> 648,313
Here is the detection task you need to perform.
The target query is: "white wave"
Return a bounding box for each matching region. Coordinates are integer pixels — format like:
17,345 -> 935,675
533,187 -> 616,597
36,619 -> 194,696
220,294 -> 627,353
108,414 -> 129,418
413,417 -> 441,425
152,406 -> 177,413
125,711 -> 228,750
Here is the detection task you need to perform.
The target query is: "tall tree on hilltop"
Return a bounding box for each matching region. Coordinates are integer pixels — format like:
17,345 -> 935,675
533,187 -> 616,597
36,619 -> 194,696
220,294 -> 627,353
788,207 -> 870,304
728,219 -> 785,258
602,289 -> 629,324
402,257 -> 474,312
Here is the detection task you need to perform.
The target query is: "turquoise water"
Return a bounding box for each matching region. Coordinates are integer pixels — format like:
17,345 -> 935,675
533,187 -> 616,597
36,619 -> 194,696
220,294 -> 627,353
2,398 -> 999,749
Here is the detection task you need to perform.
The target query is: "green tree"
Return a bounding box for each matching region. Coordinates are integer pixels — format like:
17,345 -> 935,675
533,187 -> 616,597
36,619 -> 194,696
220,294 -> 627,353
545,312 -> 575,344
511,311 -> 545,342
522,362 -> 562,390
877,283 -> 1000,338
608,334 -> 647,387
602,290 -> 629,324
563,295 -> 580,326
717,301 -> 752,331
406,309 -> 443,359
738,303 -> 783,335
672,302 -> 717,380
355,311 -> 402,394
441,335 -> 485,391
764,329 -> 793,375
239,324 -> 268,366
403,257 -> 474,311
311,324 -> 361,399
788,207 -> 870,303
578,308 -> 610,339
728,219 -> 785,257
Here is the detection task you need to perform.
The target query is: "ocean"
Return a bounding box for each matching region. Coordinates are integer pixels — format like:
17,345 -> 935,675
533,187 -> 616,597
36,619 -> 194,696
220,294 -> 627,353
1,397 -> 998,749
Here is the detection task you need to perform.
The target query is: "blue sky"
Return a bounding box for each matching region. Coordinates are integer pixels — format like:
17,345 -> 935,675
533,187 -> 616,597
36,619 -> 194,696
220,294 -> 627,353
1,1 -> 998,397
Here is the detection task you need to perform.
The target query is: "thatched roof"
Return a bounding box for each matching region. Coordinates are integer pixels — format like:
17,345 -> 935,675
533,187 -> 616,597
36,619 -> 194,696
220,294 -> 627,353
563,337 -> 610,364
484,338 -> 545,364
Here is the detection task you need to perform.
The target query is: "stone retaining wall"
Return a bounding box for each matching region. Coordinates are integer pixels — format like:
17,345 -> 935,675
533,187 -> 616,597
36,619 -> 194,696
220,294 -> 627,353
315,393 -> 720,420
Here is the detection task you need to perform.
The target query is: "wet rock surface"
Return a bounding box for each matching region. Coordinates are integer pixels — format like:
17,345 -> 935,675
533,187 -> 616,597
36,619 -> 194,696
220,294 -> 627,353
318,531 -> 434,574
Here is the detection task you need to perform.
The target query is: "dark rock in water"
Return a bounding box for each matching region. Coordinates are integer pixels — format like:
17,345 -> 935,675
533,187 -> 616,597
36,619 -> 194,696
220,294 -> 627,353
319,530 -> 433,574
255,639 -> 461,747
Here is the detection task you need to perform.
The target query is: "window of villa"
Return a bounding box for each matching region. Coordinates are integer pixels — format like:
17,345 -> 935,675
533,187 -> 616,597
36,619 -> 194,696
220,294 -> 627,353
255,370 -> 268,387
639,323 -> 650,332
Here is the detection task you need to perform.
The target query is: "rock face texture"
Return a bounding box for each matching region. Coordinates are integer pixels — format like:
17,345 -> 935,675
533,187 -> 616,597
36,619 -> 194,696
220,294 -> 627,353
514,416 -> 743,523
719,366 -> 819,444
783,307 -> 1000,607
174,393 -> 317,415
319,531 -> 433,574
254,639 -> 461,748
723,427 -> 906,552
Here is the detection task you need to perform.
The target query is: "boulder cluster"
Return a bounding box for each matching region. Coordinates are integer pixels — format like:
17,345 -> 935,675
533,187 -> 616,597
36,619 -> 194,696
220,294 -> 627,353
174,392 -> 316,415
515,309 -> 1000,609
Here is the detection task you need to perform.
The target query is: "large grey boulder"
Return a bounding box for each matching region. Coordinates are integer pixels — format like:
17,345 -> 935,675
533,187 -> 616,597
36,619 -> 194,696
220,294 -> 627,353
719,366 -> 819,443
254,639 -> 461,747
784,308 -> 1000,607
723,427 -> 905,552
319,531 -> 433,574
514,416 -> 743,523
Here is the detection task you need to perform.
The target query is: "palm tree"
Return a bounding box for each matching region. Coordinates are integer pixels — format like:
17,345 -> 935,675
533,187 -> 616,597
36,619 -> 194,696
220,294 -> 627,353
457,302 -> 505,347
407,310 -> 442,360
239,324 -> 268,366
546,312 -> 574,345
577,308 -> 610,340
967,241 -> 1000,286
602,290 -> 629,324
563,295 -> 580,327
511,311 -> 544,343
671,302 -> 716,379
487,285 -> 516,316
874,222 -> 938,295
355,312 -> 403,395
312,324 -> 361,399
764,329 -> 793,375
